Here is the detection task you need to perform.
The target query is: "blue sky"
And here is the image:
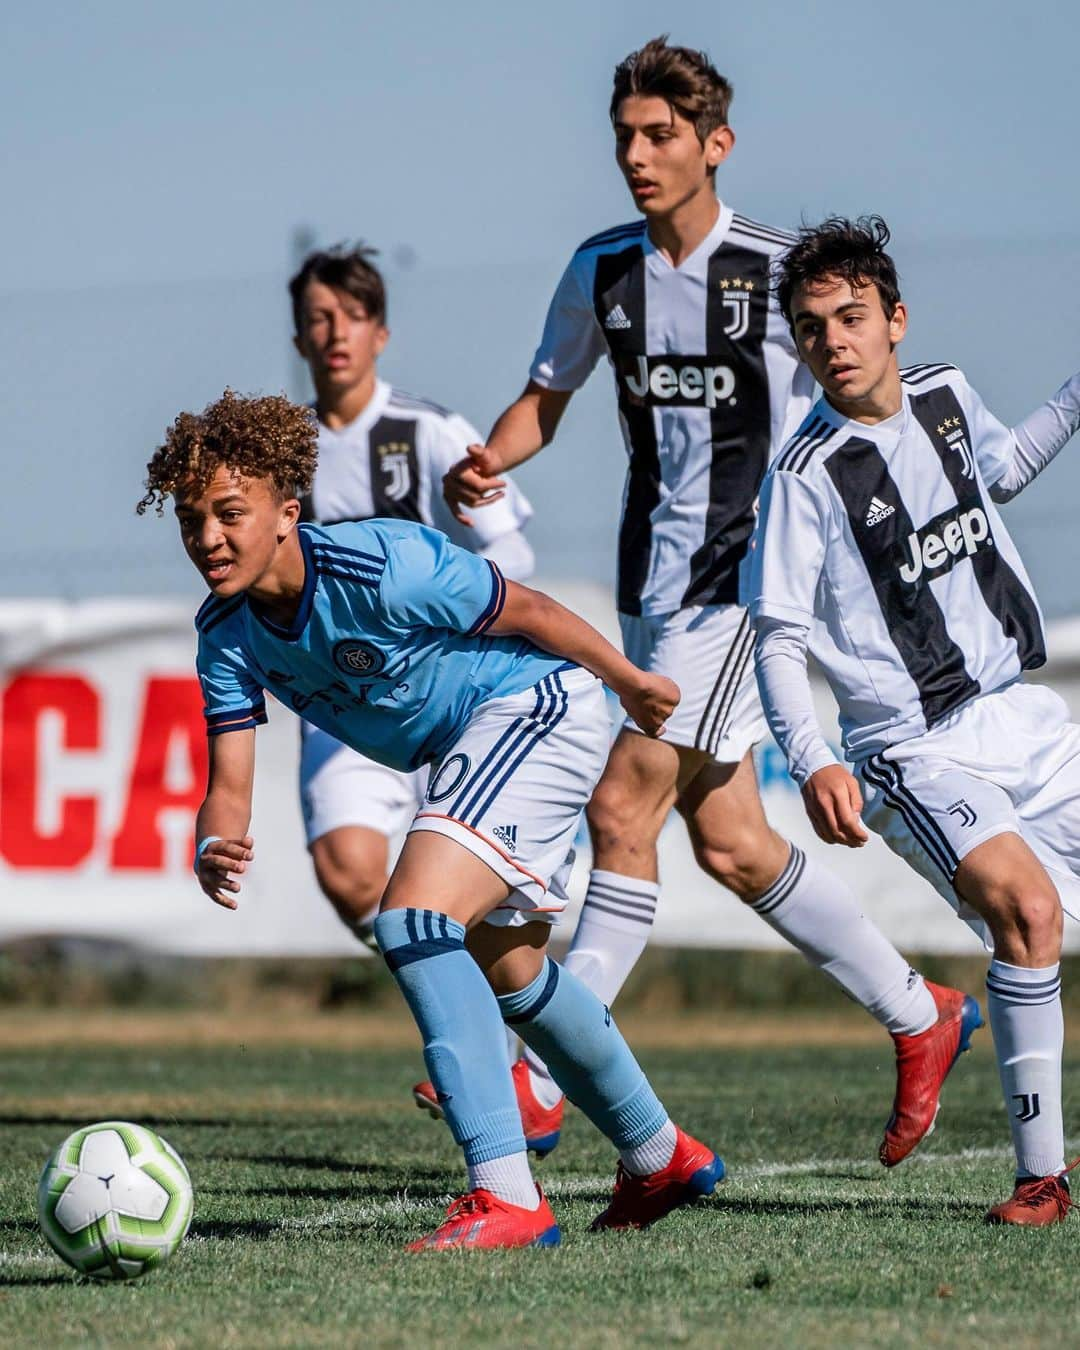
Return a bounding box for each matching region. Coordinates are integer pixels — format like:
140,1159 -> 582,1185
3,1 -> 1080,609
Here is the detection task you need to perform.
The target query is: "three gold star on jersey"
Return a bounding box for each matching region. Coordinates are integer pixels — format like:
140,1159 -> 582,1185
719,277 -> 754,291
936,416 -> 962,436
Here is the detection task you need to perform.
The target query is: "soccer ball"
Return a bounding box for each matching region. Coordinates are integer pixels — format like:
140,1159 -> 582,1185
37,1121 -> 193,1280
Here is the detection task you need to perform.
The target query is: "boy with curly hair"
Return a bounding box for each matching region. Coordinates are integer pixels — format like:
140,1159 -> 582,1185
138,389 -> 723,1249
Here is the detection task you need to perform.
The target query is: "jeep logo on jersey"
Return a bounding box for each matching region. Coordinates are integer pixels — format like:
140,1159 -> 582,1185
621,355 -> 737,410
897,506 -> 992,584
376,441 -> 412,502
333,640 -> 386,677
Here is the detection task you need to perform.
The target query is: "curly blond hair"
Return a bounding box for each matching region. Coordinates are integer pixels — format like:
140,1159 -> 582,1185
137,390 -> 318,515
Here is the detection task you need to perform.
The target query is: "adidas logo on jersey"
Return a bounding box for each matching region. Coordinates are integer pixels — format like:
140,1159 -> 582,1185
898,506 -> 992,584
865,497 -> 895,527
492,824 -> 518,854
604,304 -> 632,330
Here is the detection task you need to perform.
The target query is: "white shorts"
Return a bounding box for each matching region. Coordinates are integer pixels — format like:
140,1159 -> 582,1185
855,681 -> 1080,942
619,604 -> 765,762
410,666 -> 609,928
299,722 -> 427,846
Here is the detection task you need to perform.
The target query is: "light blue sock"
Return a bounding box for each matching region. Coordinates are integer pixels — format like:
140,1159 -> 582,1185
497,958 -> 668,1148
374,908 -> 526,1165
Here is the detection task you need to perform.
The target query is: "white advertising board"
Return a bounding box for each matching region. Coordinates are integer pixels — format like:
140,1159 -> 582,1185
3,592 -> 1079,956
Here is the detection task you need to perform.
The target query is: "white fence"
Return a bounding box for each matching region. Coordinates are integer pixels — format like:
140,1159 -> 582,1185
3,589 -> 1080,957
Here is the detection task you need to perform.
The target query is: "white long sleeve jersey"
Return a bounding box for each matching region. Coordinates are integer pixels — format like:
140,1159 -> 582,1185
747,363 -> 1080,780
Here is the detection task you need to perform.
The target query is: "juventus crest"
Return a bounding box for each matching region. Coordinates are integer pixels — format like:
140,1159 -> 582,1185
376,440 -> 413,501
719,276 -> 753,341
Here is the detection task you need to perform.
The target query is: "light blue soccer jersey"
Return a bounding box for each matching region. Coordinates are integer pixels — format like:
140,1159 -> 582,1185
195,521 -> 571,772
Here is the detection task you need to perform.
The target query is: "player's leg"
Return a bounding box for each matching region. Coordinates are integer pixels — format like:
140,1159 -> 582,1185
516,726 -> 686,1114
299,724 -> 420,944
310,826 -> 388,946
470,918 -> 723,1231
858,736 -> 1067,1223
680,752 -> 937,1033
387,666 -> 720,1237
683,749 -> 984,1165
375,831 -> 557,1248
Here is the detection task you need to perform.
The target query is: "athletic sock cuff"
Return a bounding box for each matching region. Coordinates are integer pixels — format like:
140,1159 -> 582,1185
457,1108 -> 529,1165
986,960 -> 1061,1006
750,844 -> 806,915
498,959 -> 559,1024
607,1083 -> 670,1150
373,908 -> 466,970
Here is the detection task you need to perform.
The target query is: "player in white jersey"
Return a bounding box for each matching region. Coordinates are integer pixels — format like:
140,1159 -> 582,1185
751,215 -> 1080,1224
442,38 -> 976,1167
288,245 -> 535,947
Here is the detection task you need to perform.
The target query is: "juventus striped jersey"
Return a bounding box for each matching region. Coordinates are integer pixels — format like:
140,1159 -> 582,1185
748,362 -> 1080,776
302,379 -> 532,551
529,203 -> 814,616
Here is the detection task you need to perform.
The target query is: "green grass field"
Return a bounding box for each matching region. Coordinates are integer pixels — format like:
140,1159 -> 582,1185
1,1006 -> 1077,1348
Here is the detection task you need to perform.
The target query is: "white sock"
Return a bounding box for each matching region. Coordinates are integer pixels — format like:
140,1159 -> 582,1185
619,1119 -> 677,1176
467,1152 -> 540,1209
523,870 -> 659,1107
750,845 -> 937,1036
986,959 -> 1065,1179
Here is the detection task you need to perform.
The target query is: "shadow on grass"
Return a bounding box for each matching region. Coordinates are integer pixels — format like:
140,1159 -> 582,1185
0,1219 -> 39,1235
711,1194 -> 983,1220
0,1274 -> 72,1287
0,1115 -> 243,1130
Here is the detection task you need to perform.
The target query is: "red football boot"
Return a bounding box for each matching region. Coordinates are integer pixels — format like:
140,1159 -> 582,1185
985,1172 -> 1073,1226
879,981 -> 984,1168
412,1059 -> 564,1157
590,1126 -> 725,1231
406,1187 -> 561,1251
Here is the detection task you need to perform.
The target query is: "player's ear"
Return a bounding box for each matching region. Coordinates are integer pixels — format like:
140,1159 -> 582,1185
374,324 -> 390,358
292,333 -> 306,359
705,125 -> 735,172
888,300 -> 908,347
277,495 -> 302,539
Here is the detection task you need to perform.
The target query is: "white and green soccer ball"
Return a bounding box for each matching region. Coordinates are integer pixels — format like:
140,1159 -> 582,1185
37,1121 -> 194,1280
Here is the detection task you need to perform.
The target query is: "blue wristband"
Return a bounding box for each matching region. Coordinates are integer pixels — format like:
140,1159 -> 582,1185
194,835 -> 223,876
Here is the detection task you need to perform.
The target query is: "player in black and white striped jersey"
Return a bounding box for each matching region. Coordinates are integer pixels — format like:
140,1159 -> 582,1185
751,215 -> 1080,1222
445,39 -> 966,1167
289,245 -> 534,948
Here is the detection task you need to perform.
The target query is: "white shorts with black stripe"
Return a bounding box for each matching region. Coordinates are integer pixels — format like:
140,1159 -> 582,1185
855,680 -> 1080,946
409,666 -> 609,928
619,603 -> 765,761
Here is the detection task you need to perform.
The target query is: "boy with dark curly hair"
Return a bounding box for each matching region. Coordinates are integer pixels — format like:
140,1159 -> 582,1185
139,389 -> 723,1249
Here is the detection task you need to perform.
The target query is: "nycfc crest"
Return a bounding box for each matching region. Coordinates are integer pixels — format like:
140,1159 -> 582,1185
333,640 -> 386,677
719,275 -> 753,341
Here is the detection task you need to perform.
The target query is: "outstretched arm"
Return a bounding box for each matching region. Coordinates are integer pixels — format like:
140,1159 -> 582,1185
487,581 -> 678,737
194,728 -> 256,909
986,370 -> 1080,502
443,382 -> 572,525
755,618 -> 867,848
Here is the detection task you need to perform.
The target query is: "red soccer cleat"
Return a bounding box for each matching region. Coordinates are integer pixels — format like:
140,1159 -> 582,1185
985,1172 -> 1074,1226
406,1187 -> 561,1251
879,981 -> 983,1168
590,1125 -> 725,1231
412,1059 -> 564,1157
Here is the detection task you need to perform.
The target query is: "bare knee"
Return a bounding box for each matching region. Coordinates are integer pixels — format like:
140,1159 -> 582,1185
687,821 -> 790,902
984,885 -> 1063,966
311,830 -> 387,924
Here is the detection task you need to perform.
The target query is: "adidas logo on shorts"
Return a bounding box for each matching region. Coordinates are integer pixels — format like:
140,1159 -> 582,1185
492,824 -> 518,854
866,496 -> 895,527
604,304 -> 631,330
